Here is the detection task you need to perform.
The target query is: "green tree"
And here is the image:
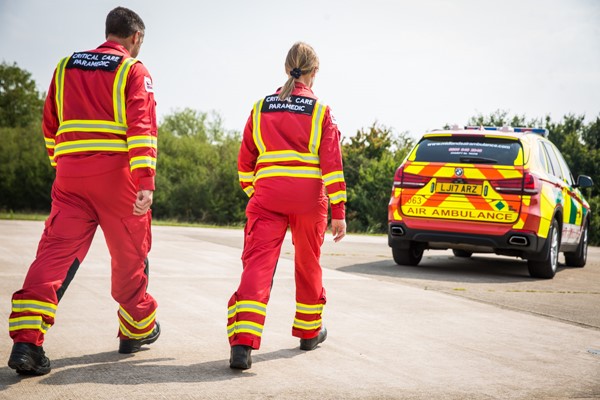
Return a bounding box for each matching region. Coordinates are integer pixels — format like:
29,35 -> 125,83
342,123 -> 414,233
0,62 -> 44,128
0,124 -> 54,211
153,108 -> 246,224
468,110 -> 536,128
582,115 -> 600,151
0,63 -> 52,212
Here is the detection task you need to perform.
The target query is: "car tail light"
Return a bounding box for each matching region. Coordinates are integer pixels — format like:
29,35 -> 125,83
522,172 -> 539,194
489,172 -> 539,194
393,166 -> 429,188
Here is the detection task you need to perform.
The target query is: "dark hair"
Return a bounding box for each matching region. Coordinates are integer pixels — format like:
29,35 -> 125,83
105,7 -> 145,38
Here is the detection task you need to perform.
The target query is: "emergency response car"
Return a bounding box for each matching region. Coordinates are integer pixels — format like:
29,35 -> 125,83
387,126 -> 593,279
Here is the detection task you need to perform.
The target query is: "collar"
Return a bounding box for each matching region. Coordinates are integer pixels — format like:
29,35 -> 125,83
274,81 -> 316,97
97,40 -> 130,57
294,81 -> 312,91
293,81 -> 315,96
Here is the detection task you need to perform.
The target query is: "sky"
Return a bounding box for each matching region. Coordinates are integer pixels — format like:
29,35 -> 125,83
1,0 -> 599,140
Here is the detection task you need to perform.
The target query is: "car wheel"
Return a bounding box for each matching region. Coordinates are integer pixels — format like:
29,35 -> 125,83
452,249 -> 473,258
527,219 -> 560,279
392,244 -> 423,266
565,221 -> 588,268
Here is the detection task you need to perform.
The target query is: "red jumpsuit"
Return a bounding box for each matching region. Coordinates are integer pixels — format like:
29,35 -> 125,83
228,82 -> 347,349
8,41 -> 158,345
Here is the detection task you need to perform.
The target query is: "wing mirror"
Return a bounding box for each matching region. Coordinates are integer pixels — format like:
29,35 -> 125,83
574,175 -> 593,188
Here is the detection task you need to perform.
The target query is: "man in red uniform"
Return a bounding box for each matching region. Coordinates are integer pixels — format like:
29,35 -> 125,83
228,42 -> 347,369
7,7 -> 159,376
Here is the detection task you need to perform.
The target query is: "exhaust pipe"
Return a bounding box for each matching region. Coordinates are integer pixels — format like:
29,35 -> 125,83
508,235 -> 528,246
390,226 -> 405,236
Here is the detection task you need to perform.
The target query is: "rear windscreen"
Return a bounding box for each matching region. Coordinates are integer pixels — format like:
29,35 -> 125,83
413,137 -> 523,166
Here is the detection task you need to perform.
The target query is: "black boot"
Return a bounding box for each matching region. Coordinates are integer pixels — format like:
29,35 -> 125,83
229,345 -> 252,369
119,321 -> 161,354
300,326 -> 327,351
8,342 -> 51,376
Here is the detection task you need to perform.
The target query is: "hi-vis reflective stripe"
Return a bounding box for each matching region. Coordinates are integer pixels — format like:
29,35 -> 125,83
257,150 -> 320,165
53,57 -> 135,125
322,171 -> 345,186
119,320 -> 154,339
296,302 -> 324,315
243,186 -> 255,197
9,316 -> 52,333
127,135 -> 157,149
328,190 -> 347,204
130,156 -> 157,170
309,103 -> 326,155
228,300 -> 267,318
55,56 -> 70,123
12,299 -> 57,318
46,138 -> 57,166
54,139 -> 128,157
113,58 -> 138,125
238,170 -> 255,183
252,98 -> 324,158
119,306 -> 156,330
254,166 -> 322,181
252,99 -> 266,154
293,318 -> 322,330
227,320 -> 264,338
57,120 -> 128,136
53,55 -> 138,158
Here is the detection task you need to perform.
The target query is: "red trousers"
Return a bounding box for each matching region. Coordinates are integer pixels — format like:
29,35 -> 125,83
9,154 -> 157,346
228,190 -> 328,349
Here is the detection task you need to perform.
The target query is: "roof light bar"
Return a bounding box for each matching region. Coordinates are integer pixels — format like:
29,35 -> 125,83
463,126 -> 548,138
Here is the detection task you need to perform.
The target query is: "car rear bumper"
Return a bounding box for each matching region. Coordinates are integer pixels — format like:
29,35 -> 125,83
388,222 -> 547,259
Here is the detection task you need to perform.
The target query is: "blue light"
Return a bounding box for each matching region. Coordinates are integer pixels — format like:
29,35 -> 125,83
462,126 -> 548,137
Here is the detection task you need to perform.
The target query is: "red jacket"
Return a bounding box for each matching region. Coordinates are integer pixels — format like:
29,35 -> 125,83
238,82 -> 346,219
42,41 -> 157,190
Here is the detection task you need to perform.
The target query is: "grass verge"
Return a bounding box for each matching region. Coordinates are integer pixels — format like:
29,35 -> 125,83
0,212 -> 243,229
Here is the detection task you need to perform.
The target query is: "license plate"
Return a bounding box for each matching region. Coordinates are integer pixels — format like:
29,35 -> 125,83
436,183 -> 482,195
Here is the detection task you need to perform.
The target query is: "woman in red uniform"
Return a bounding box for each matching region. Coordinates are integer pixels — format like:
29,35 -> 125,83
228,42 -> 347,369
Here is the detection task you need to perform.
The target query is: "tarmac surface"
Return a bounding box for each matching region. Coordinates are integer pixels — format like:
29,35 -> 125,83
0,220 -> 599,399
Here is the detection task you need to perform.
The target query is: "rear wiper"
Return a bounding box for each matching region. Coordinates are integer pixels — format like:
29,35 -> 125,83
459,157 -> 498,164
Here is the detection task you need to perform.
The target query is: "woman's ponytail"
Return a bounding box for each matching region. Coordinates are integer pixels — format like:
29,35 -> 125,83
278,42 -> 319,101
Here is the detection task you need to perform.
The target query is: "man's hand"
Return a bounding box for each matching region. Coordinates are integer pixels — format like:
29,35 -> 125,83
133,190 -> 153,215
331,219 -> 346,243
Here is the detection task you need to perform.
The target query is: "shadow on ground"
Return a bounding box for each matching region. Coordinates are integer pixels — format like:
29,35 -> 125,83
0,347 -> 302,388
338,254 -> 571,284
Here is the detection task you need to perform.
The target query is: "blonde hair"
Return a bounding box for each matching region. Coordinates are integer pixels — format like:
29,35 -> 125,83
278,42 -> 319,101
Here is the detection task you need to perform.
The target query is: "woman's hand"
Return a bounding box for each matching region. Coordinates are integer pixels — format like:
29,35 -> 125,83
331,219 -> 346,243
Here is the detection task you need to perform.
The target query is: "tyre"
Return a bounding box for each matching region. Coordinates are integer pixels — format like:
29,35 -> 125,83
565,221 -> 588,268
392,244 -> 424,266
452,249 -> 473,258
527,219 -> 560,279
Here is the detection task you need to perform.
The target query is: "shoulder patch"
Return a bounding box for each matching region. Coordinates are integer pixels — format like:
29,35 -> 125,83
144,76 -> 154,92
261,94 -> 316,115
66,52 -> 123,72
330,110 -> 338,125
